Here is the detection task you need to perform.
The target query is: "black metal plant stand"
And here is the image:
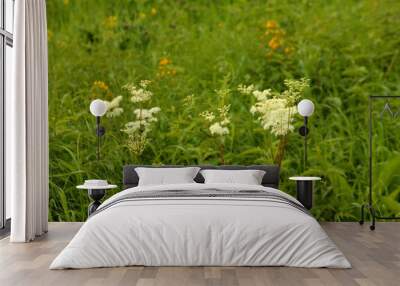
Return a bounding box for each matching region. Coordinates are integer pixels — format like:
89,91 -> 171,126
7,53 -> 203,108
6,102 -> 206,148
359,95 -> 400,230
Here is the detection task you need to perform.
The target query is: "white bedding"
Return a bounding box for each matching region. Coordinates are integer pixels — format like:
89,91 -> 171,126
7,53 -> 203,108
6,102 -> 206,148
50,183 -> 351,269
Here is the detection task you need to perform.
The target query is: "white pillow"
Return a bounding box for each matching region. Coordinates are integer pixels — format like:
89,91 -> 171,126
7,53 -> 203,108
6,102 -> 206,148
135,167 -> 201,186
200,169 -> 266,185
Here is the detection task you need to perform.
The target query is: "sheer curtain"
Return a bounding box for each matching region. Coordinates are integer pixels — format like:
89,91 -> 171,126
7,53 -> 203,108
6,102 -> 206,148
8,0 -> 49,242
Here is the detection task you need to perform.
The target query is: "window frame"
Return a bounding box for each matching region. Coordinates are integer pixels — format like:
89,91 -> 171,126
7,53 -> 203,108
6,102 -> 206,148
0,0 -> 13,233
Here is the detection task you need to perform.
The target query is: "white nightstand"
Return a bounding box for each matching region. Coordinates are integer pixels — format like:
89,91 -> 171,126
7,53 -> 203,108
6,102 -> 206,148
77,182 -> 117,216
289,177 -> 321,210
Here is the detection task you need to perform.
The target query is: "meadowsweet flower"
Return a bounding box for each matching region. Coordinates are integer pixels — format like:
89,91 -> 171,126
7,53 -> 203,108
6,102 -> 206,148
260,106 -> 297,136
104,96 -> 123,118
202,104 -> 230,137
220,117 -> 230,125
237,84 -> 255,95
250,97 -> 296,136
217,104 -> 230,119
252,89 -> 272,101
107,107 -> 123,118
105,95 -> 122,109
121,106 -> 160,154
121,80 -> 160,157
281,78 -> 310,105
134,108 -> 160,122
123,82 -> 153,103
140,80 -> 151,88
150,107 -> 161,113
200,111 -> 215,122
210,122 -> 229,136
122,121 -> 143,135
239,79 -> 309,137
201,84 -> 231,164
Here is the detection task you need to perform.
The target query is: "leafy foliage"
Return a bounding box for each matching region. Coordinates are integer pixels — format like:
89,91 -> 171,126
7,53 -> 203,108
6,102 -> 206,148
47,0 -> 400,221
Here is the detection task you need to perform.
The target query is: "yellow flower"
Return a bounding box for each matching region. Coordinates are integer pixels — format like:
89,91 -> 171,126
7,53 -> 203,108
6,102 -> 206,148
139,12 -> 146,20
284,47 -> 293,54
265,20 -> 278,30
93,81 -> 109,91
159,58 -> 171,66
151,8 -> 157,16
104,16 -> 117,29
268,37 -> 281,50
158,58 -> 177,77
63,0 -> 69,5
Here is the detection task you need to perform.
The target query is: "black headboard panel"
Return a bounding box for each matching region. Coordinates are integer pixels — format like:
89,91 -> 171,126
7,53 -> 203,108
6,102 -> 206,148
123,165 -> 280,189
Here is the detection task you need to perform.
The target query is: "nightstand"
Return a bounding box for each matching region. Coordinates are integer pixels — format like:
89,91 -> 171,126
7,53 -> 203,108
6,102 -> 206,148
77,181 -> 117,216
289,176 -> 321,210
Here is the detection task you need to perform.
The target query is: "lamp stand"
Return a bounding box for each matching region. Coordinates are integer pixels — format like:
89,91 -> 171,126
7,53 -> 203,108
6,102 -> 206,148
95,116 -> 105,161
299,116 -> 309,171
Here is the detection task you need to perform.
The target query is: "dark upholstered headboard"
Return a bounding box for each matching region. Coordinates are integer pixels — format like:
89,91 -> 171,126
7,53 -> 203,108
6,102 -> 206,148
123,165 -> 280,189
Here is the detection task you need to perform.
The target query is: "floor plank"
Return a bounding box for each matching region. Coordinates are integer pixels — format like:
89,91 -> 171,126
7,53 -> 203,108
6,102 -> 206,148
0,222 -> 399,286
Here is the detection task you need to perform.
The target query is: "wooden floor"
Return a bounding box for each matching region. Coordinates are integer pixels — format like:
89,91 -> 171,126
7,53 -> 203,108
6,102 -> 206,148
0,222 -> 399,286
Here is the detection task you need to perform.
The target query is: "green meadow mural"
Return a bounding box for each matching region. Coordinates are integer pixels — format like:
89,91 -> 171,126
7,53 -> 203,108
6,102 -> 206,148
47,0 -> 400,221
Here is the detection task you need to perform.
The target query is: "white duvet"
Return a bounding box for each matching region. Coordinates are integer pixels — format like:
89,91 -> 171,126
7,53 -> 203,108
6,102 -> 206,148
50,183 -> 351,269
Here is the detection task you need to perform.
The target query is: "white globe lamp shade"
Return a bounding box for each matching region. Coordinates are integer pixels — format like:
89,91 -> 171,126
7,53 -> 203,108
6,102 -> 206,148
297,99 -> 315,117
90,99 -> 107,117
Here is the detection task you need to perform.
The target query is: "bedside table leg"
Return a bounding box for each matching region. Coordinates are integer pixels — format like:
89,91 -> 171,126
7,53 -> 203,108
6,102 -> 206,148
88,201 -> 102,216
296,181 -> 313,210
87,189 -> 106,216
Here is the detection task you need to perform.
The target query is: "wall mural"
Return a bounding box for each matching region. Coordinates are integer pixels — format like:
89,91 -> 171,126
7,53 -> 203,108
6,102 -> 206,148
47,0 -> 400,221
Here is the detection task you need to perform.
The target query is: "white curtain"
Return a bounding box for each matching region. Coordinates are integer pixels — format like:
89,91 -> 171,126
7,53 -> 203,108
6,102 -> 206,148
8,0 -> 49,242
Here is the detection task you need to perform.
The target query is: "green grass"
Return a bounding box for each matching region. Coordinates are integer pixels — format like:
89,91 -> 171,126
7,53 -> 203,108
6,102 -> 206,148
47,0 -> 400,222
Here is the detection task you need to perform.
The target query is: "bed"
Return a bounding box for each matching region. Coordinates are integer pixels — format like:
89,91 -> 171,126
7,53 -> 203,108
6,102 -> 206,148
50,165 -> 351,269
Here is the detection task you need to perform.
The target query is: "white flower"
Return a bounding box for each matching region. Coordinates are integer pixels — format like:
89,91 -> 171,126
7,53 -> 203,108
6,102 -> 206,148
259,106 -> 297,136
123,82 -> 153,103
122,106 -> 161,136
249,88 -> 299,136
105,95 -> 123,110
121,121 -> 141,135
252,89 -> 272,101
237,84 -> 255,95
217,104 -> 230,119
105,96 -> 124,118
209,122 -> 229,136
107,107 -> 124,118
200,111 -> 215,122
220,118 -> 230,126
149,107 -> 161,114
139,80 -> 151,88
134,108 -> 160,122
